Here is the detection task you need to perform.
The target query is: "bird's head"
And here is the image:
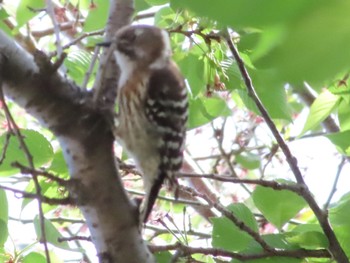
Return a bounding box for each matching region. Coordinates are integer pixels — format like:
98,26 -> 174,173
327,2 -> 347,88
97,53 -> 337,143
113,25 -> 172,69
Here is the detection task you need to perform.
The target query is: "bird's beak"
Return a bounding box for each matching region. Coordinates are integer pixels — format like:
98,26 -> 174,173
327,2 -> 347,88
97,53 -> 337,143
96,41 -> 112,47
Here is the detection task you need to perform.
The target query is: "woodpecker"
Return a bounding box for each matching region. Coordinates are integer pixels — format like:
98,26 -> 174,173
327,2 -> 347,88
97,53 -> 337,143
108,25 -> 188,222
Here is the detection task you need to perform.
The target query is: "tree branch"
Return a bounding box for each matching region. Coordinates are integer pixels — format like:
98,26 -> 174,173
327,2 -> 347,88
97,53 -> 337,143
0,2 -> 153,259
224,30 -> 349,263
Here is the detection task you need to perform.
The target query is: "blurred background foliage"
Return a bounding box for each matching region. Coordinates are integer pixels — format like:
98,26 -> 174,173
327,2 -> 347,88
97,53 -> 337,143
1,0 -> 350,262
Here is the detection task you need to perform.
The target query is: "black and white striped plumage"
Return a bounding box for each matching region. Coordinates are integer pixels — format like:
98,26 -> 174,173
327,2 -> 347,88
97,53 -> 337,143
112,25 -> 188,222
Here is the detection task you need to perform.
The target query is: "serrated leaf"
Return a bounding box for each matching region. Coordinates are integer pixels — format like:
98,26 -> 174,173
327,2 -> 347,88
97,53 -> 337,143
212,203 -> 258,252
0,130 -> 54,176
300,90 -> 340,136
252,184 -> 307,229
64,50 -> 92,85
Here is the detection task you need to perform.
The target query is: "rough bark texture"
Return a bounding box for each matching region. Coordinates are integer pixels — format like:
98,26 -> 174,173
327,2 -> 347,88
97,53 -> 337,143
0,0 -> 155,261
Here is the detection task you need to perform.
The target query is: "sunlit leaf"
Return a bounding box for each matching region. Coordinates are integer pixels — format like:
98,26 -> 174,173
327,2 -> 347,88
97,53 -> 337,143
236,152 -> 260,170
337,99 -> 350,131
286,231 -> 328,250
188,96 -> 230,129
300,90 -> 340,136
0,220 -> 8,245
325,131 -> 350,156
0,130 -> 54,176
16,0 -> 45,28
34,216 -> 81,251
252,184 -> 307,229
83,0 -> 109,32
212,203 -> 258,251
0,189 -> 8,224
22,252 -> 46,263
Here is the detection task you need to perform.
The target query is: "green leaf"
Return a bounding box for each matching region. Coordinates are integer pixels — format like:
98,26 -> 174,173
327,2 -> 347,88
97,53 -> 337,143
16,0 -> 45,28
212,203 -> 258,251
171,0 -> 317,29
154,251 -> 172,263
22,252 -> 46,263
34,216 -> 77,251
178,54 -> 206,97
337,99 -> 350,131
262,233 -> 297,250
64,50 -> 92,86
188,96 -> 230,129
83,0 -> 109,32
286,231 -> 328,250
0,7 -> 10,20
236,152 -> 260,170
0,130 -> 54,176
329,192 -> 350,226
0,189 -> 8,225
154,6 -> 177,28
146,0 -> 169,6
252,184 -> 307,229
300,90 -> 340,136
233,258 -> 301,263
254,72 -> 291,121
332,225 -> 350,258
258,1 -> 350,84
0,220 -> 8,245
135,0 -> 151,12
0,247 -> 11,262
49,150 -> 69,177
325,130 -> 350,156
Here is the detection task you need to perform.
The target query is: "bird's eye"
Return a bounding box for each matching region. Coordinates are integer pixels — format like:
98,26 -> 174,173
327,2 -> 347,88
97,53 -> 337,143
124,30 -> 137,43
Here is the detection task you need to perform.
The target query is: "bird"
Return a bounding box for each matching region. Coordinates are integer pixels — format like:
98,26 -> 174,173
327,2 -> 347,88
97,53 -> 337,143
107,24 -> 188,223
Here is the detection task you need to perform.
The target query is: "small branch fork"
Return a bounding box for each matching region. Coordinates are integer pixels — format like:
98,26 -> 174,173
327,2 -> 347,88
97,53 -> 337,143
223,29 -> 349,263
0,88 -> 52,262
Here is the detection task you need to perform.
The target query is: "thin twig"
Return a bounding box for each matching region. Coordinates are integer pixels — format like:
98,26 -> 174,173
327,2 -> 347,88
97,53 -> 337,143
126,188 -> 210,207
149,242 -> 330,261
224,31 -> 304,185
0,89 -> 51,262
0,131 -> 11,165
58,235 -> 91,242
145,223 -> 211,239
0,184 -> 71,205
178,173 -> 305,193
82,45 -> 101,90
324,157 -> 346,209
12,161 -> 68,186
182,186 -> 275,252
46,0 -> 63,57
223,29 -> 349,263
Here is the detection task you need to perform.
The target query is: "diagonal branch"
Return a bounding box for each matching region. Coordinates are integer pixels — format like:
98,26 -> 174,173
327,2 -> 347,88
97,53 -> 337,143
0,86 -> 51,262
223,29 -> 349,263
